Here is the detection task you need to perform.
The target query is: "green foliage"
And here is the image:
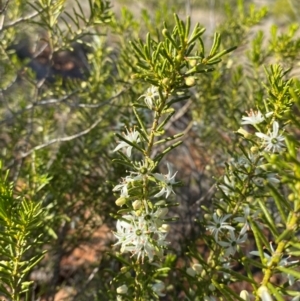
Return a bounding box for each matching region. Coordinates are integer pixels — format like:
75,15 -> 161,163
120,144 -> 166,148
0,0 -> 300,300
0,162 -> 46,300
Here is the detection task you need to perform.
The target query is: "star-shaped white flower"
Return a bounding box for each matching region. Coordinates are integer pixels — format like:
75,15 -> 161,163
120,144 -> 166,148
113,129 -> 140,157
113,206 -> 169,263
255,121 -> 285,153
153,163 -> 178,198
138,86 -> 160,109
241,110 -> 273,125
218,229 -> 247,256
250,243 -> 299,286
113,176 -> 135,198
207,213 -> 235,241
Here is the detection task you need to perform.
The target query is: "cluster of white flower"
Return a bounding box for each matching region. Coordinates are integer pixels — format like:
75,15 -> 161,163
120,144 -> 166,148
113,202 -> 169,262
241,109 -> 285,153
219,110 -> 284,200
112,86 -> 173,298
207,211 -> 248,257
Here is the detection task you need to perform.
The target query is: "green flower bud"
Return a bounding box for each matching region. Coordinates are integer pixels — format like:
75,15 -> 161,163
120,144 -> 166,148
192,263 -> 203,274
186,267 -> 196,277
240,290 -> 250,301
189,59 -> 197,67
250,146 -> 259,153
132,200 -> 142,210
117,285 -> 128,294
115,197 -> 126,206
162,28 -> 168,36
216,209 -> 223,217
237,127 -> 252,139
204,213 -> 211,220
185,76 -> 195,86
162,77 -> 171,86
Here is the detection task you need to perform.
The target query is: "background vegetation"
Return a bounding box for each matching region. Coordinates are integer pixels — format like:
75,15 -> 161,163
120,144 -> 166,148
0,0 -> 299,300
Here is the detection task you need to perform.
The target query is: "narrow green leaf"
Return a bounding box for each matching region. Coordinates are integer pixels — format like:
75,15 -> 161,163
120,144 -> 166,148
187,25 -> 205,45
276,228 -> 294,244
115,133 -> 145,153
162,28 -> 179,50
22,253 -> 46,274
209,46 -> 237,61
268,184 -> 290,223
154,133 -> 184,145
156,110 -> 175,132
154,141 -> 182,163
257,199 -> 278,236
267,283 -> 285,301
112,159 -> 135,169
152,42 -> 162,63
185,16 -> 191,40
130,41 -> 147,60
209,32 -> 221,57
250,219 -> 269,255
174,14 -> 184,36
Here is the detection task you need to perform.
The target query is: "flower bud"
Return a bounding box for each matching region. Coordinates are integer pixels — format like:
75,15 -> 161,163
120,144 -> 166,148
162,78 -> 171,86
288,193 -> 295,202
257,286 -> 272,301
216,209 -> 223,217
237,128 -> 252,139
186,267 -> 196,277
156,207 -> 168,218
120,266 -> 127,273
160,224 -> 170,232
117,284 -> 128,294
162,28 -> 168,36
204,213 -> 211,220
250,146 -> 259,153
192,263 -> 203,274
132,200 -> 142,210
189,59 -> 197,67
185,76 -> 195,86
240,290 -> 250,301
115,197 -> 126,206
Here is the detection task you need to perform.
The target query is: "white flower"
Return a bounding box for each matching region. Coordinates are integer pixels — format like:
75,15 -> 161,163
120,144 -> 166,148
153,163 -> 178,198
241,109 -> 273,125
257,286 -> 272,301
218,229 -> 247,256
116,284 -> 128,294
192,263 -> 203,274
250,243 -> 299,286
152,281 -> 165,297
113,176 -> 135,198
113,129 -> 140,157
138,85 -> 160,109
113,207 -> 169,263
186,263 -> 203,277
207,213 -> 235,240
240,290 -> 250,301
255,121 -> 285,153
